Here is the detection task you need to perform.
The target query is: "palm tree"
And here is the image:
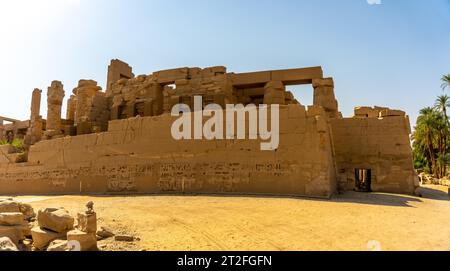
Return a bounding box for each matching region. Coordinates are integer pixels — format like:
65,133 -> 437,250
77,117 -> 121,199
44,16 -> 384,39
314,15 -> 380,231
414,107 -> 441,176
434,95 -> 450,122
434,95 -> 450,165
442,74 -> 450,90
413,87 -> 450,177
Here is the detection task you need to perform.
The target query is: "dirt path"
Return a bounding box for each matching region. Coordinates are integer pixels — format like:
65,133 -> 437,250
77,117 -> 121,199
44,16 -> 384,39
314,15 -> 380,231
10,185 -> 450,251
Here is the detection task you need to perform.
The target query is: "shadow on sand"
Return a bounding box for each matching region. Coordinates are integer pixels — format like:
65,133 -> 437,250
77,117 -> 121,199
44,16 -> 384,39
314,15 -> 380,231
417,186 -> 450,202
332,191 -> 423,208
62,191 -> 427,208
6,186 -> 448,208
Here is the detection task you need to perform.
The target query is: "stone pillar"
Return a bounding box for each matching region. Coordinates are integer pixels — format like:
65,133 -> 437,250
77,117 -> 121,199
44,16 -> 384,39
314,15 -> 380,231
74,80 -> 101,126
263,81 -> 286,105
66,95 -> 77,121
46,81 -> 65,136
312,78 -> 339,119
106,59 -> 134,97
30,88 -> 41,120
25,88 -> 44,146
73,80 -> 103,135
150,83 -> 163,116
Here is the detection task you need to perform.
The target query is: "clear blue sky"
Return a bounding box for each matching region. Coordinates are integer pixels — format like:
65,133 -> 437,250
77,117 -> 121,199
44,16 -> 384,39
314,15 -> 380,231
0,0 -> 449,127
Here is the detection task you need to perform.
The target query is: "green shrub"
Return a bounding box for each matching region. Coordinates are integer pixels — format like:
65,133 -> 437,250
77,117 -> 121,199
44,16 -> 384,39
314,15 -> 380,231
0,138 -> 24,152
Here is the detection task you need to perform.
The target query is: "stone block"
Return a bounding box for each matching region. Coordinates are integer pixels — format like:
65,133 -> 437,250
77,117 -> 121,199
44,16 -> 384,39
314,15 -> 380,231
31,227 -> 66,250
307,106 -> 326,117
0,212 -> 25,226
379,109 -> 406,117
76,122 -> 92,135
0,225 -> 25,245
312,77 -> 334,88
288,104 -> 307,119
67,229 -> 97,251
76,212 -> 97,234
18,202 -> 36,220
0,200 -> 20,213
272,67 -> 324,85
37,208 -> 74,233
154,67 -> 189,84
230,71 -> 271,86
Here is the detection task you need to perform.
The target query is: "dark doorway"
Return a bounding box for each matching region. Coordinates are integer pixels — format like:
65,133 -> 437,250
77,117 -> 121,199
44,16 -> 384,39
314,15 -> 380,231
355,169 -> 372,192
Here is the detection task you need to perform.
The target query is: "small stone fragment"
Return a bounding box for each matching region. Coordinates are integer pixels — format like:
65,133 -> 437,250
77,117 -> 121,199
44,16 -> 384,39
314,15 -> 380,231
67,229 -> 97,251
114,235 -> 134,242
47,239 -> 68,251
0,237 -> 19,251
96,226 -> 114,239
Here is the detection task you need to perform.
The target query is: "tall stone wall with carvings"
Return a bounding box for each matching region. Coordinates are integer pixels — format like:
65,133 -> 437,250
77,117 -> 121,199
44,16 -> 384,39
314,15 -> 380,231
0,104 -> 337,198
330,111 -> 417,194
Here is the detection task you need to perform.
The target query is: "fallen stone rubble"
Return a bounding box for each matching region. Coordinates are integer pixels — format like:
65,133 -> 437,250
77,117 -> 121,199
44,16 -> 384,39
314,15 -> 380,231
0,198 -> 132,251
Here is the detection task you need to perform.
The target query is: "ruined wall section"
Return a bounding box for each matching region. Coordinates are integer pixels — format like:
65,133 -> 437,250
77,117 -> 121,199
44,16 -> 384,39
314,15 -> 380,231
0,105 -> 337,198
110,66 -> 236,121
106,59 -> 134,97
330,111 -> 417,194
72,80 -> 109,135
163,66 -> 235,112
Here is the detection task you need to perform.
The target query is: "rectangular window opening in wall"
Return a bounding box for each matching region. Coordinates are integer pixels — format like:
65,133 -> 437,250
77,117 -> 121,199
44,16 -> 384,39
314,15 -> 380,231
355,169 -> 372,192
289,85 -> 313,106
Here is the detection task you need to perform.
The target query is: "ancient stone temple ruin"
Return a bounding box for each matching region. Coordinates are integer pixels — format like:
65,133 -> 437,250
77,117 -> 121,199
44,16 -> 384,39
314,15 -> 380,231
0,60 -> 418,197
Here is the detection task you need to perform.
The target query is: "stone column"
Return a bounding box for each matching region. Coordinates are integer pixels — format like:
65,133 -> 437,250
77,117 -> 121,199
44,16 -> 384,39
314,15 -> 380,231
74,80 -> 101,126
263,81 -> 286,105
25,88 -> 44,146
30,88 -> 42,120
150,83 -> 163,116
46,81 -> 65,135
312,78 -> 339,119
66,95 -> 77,121
106,59 -> 134,97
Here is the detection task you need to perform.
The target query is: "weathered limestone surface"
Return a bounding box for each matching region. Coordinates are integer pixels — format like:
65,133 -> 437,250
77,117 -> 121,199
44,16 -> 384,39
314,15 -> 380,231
0,200 -> 20,213
31,227 -> 66,250
0,237 -> 19,251
45,81 -> 65,136
106,59 -> 134,96
67,229 -> 97,251
313,78 -> 339,119
66,95 -> 77,121
0,63 -> 417,197
24,88 -> 43,146
0,212 -> 25,226
37,208 -> 74,233
0,105 -> 337,198
331,114 -> 416,194
77,212 -> 97,234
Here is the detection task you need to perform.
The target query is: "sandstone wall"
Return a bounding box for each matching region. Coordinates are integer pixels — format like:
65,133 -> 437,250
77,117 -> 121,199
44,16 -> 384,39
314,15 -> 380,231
330,115 -> 417,194
0,104 -> 337,198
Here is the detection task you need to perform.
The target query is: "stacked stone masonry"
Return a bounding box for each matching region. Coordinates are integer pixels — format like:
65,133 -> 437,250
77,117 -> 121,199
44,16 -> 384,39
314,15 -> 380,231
0,60 -> 418,197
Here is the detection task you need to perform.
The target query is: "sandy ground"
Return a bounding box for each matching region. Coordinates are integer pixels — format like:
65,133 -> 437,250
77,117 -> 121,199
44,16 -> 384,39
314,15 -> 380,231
7,185 -> 450,251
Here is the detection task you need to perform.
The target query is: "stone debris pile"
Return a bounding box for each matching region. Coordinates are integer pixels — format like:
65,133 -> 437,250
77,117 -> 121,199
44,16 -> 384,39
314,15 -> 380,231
66,201 -> 98,251
0,199 -> 115,251
31,207 -> 75,250
0,198 -> 34,251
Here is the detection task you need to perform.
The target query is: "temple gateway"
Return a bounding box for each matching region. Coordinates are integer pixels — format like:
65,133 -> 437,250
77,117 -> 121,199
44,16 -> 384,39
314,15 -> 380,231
0,60 -> 418,197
